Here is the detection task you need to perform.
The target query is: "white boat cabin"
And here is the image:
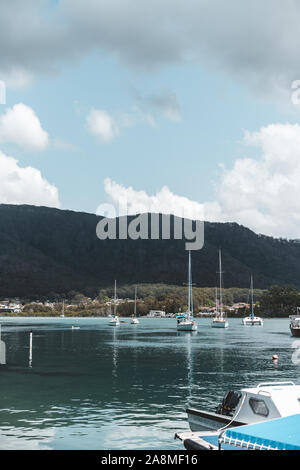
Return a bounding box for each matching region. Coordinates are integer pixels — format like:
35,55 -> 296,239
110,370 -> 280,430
187,381 -> 300,431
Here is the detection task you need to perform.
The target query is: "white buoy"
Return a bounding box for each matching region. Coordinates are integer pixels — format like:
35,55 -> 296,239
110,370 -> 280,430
29,330 -> 33,368
0,325 -> 6,365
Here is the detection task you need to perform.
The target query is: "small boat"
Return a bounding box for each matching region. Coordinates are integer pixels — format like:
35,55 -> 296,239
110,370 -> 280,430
109,280 -> 120,326
177,251 -> 197,331
109,315 -> 120,326
71,325 -> 80,330
211,249 -> 228,328
290,310 -> 300,337
176,414 -> 300,450
242,275 -> 263,326
60,300 -> 65,318
186,381 -> 300,432
131,286 -> 139,324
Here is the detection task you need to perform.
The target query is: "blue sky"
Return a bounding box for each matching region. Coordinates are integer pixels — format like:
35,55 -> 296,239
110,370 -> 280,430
1,1 -> 300,238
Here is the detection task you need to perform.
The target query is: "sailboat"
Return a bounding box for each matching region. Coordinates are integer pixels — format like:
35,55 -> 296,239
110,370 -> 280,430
212,249 -> 229,328
60,300 -> 65,318
177,251 -> 197,331
131,286 -> 139,324
109,280 -> 120,326
242,275 -> 263,326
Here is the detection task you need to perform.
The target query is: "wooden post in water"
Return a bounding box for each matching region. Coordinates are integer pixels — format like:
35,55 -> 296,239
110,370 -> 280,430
0,324 -> 6,365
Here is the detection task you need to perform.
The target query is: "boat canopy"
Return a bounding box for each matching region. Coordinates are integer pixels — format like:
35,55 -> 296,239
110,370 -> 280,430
220,414 -> 300,450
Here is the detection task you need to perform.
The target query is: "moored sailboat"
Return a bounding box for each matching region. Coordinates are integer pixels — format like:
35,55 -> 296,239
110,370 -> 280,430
109,280 -> 120,326
212,249 -> 228,328
243,275 -> 263,326
131,286 -> 139,324
177,251 -> 197,331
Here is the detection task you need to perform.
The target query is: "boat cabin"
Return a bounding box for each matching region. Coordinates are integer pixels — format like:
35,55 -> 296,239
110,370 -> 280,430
187,381 -> 300,431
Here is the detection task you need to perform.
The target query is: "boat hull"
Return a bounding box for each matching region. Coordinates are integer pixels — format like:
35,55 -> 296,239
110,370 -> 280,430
290,327 -> 300,337
177,321 -> 197,331
211,320 -> 228,328
243,317 -> 263,326
186,407 -> 245,432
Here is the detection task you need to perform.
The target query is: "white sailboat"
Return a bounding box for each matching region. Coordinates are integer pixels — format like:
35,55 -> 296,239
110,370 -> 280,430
212,249 -> 228,328
242,275 -> 263,326
131,286 -> 139,324
177,251 -> 197,331
60,300 -> 65,318
109,280 -> 120,326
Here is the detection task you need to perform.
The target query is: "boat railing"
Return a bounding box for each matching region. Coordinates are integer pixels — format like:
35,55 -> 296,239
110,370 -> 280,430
257,390 -> 272,397
257,381 -> 295,388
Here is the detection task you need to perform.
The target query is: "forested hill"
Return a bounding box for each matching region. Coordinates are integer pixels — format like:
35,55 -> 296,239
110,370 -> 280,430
0,203 -> 299,298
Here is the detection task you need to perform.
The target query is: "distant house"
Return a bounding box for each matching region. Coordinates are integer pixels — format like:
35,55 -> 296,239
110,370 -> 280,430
232,302 -> 250,309
148,310 -> 166,317
9,302 -> 24,313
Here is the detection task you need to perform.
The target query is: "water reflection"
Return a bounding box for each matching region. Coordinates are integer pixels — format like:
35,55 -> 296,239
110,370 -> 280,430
0,317 -> 296,449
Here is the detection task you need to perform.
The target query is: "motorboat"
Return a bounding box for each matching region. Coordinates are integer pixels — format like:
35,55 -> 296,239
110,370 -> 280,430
243,275 -> 263,326
290,312 -> 300,337
187,381 -> 300,432
211,249 -> 228,329
176,414 -> 300,450
177,251 -> 197,331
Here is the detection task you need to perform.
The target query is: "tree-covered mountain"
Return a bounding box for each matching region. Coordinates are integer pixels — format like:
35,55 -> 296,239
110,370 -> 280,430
0,203 -> 299,298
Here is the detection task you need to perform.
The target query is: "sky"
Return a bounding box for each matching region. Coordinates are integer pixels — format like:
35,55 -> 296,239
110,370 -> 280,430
1,0 -> 300,238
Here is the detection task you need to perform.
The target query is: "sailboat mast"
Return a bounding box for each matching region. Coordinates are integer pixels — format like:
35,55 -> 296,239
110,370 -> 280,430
219,249 -> 223,318
250,275 -> 254,317
187,250 -> 191,319
114,280 -> 117,316
134,286 -> 137,316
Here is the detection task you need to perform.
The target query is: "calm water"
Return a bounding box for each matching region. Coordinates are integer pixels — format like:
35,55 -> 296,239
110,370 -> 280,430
0,317 -> 297,450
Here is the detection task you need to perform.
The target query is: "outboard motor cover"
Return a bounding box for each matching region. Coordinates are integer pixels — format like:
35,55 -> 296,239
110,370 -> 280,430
216,391 -> 242,416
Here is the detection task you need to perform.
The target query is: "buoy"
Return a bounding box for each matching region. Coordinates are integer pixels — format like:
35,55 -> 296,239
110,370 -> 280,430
272,354 -> 278,361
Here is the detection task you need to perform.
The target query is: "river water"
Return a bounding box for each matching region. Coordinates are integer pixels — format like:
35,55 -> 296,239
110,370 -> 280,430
0,317 -> 297,449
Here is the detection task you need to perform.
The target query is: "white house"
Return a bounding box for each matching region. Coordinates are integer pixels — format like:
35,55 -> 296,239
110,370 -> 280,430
148,310 -> 166,318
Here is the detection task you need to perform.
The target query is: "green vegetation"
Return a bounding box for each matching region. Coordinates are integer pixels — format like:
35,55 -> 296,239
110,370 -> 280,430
259,285 -> 300,317
1,204 -> 300,300
1,284 -> 299,318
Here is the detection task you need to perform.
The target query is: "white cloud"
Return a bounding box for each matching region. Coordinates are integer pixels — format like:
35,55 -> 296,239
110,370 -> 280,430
86,89 -> 181,143
211,123 -> 300,238
0,103 -> 49,150
86,109 -> 119,142
0,150 -> 60,207
98,177 -> 205,221
99,123 -> 300,239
